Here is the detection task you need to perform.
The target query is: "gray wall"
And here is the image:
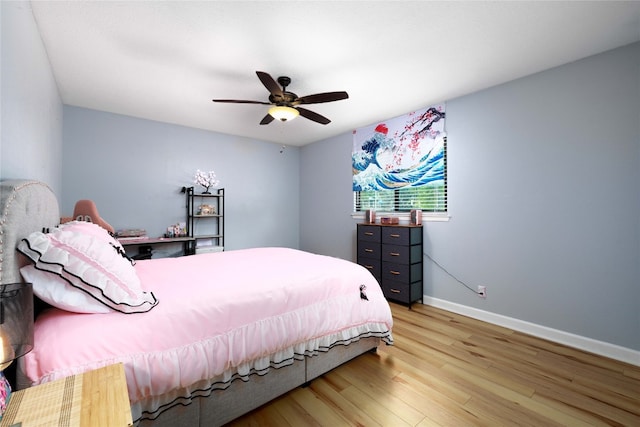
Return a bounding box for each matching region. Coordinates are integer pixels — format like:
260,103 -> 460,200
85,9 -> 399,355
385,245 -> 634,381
62,107 -> 300,251
300,42 -> 640,352
1,1 -> 63,195
299,132 -> 357,259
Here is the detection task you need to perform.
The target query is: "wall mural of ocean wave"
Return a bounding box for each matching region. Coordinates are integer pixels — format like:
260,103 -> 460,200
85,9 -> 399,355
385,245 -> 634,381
352,104 -> 446,192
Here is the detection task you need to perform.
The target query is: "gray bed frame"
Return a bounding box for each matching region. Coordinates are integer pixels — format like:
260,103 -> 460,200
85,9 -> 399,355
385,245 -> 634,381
0,179 -> 380,426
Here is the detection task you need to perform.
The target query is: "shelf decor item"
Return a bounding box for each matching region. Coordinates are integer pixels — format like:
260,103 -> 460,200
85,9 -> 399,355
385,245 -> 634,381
380,216 -> 399,225
198,204 -> 216,215
0,283 -> 34,419
193,169 -> 220,194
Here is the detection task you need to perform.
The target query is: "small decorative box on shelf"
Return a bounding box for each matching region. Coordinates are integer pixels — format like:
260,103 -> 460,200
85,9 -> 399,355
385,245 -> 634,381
379,217 -> 400,225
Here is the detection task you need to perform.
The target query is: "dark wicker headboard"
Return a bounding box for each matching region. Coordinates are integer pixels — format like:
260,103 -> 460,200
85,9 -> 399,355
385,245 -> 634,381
0,180 -> 60,285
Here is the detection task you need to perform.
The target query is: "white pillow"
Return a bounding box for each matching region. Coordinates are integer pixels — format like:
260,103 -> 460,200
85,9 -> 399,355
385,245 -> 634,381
17,223 -> 158,314
20,265 -> 111,314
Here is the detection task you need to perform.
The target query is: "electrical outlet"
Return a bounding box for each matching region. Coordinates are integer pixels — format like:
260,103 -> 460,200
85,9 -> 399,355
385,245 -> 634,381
477,285 -> 487,298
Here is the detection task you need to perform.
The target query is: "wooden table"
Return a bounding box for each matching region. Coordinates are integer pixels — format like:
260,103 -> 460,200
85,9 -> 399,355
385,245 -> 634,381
1,363 -> 133,427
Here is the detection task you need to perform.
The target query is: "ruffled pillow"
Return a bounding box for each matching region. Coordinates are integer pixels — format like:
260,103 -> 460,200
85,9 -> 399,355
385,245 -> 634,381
20,264 -> 111,314
18,221 -> 158,314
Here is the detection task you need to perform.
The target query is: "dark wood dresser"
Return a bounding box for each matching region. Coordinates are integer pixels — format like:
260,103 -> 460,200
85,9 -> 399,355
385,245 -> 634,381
357,223 -> 423,305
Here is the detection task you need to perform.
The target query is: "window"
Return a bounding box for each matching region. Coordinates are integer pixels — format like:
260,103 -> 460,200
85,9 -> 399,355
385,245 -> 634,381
352,105 -> 447,215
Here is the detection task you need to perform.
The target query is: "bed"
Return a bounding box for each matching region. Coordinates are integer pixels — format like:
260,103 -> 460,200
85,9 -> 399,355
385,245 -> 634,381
0,179 -> 393,426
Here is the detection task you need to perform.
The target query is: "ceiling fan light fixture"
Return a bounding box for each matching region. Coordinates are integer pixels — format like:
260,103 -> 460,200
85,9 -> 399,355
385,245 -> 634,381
269,105 -> 299,122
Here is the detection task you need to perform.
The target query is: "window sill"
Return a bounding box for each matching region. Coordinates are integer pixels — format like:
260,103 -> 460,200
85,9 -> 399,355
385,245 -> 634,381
351,212 -> 450,223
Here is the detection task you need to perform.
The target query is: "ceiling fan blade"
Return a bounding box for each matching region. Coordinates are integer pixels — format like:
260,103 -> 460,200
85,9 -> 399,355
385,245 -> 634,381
297,107 -> 331,125
256,71 -> 283,97
295,91 -> 349,105
212,99 -> 271,105
260,113 -> 275,125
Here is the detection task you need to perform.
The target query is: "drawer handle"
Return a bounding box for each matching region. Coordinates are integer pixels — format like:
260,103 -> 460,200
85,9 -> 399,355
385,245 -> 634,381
390,289 -> 401,293
365,232 -> 374,236
390,252 -> 400,256
390,270 -> 401,275
365,248 -> 373,253
390,234 -> 400,238
364,265 -> 374,269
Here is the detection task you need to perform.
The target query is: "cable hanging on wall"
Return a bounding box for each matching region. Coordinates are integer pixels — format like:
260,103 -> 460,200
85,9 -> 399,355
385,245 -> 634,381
423,251 -> 482,296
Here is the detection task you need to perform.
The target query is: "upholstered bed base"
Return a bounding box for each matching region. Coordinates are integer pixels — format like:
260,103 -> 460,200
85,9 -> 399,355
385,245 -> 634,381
0,179 -> 380,426
138,337 -> 378,427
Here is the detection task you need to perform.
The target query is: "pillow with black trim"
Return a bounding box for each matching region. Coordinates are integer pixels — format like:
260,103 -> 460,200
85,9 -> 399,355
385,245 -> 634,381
20,264 -> 112,314
56,220 -> 121,247
17,222 -> 158,314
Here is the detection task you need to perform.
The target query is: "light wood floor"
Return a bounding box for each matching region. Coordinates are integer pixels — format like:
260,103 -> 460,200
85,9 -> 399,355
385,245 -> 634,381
228,302 -> 640,426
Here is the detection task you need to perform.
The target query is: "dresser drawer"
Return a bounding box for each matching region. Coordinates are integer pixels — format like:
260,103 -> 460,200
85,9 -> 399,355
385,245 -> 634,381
382,279 -> 423,304
358,257 -> 381,281
357,224 -> 381,243
358,241 -> 380,260
381,243 -> 422,264
382,261 -> 422,283
381,226 -> 422,245
381,281 -> 411,304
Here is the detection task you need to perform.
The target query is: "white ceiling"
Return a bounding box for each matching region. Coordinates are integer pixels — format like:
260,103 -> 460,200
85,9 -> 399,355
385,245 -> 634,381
30,1 -> 640,146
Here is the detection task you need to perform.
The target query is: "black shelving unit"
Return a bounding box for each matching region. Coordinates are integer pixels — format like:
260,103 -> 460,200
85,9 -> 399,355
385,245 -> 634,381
181,186 -> 224,255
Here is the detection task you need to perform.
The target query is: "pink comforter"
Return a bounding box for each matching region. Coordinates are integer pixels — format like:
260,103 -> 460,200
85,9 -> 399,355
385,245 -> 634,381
21,247 -> 393,405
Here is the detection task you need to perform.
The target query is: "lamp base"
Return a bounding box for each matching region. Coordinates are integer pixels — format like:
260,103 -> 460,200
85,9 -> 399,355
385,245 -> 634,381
0,370 -> 11,419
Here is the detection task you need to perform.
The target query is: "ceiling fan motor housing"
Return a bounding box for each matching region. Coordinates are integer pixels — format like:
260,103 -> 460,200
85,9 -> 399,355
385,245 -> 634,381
269,92 -> 298,105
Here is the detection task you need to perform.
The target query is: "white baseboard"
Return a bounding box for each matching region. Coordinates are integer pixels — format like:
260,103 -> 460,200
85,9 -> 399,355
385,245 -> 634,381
423,296 -> 640,367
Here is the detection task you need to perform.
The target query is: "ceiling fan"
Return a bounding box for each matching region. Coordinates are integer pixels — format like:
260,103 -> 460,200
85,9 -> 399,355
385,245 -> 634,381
212,71 -> 349,125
